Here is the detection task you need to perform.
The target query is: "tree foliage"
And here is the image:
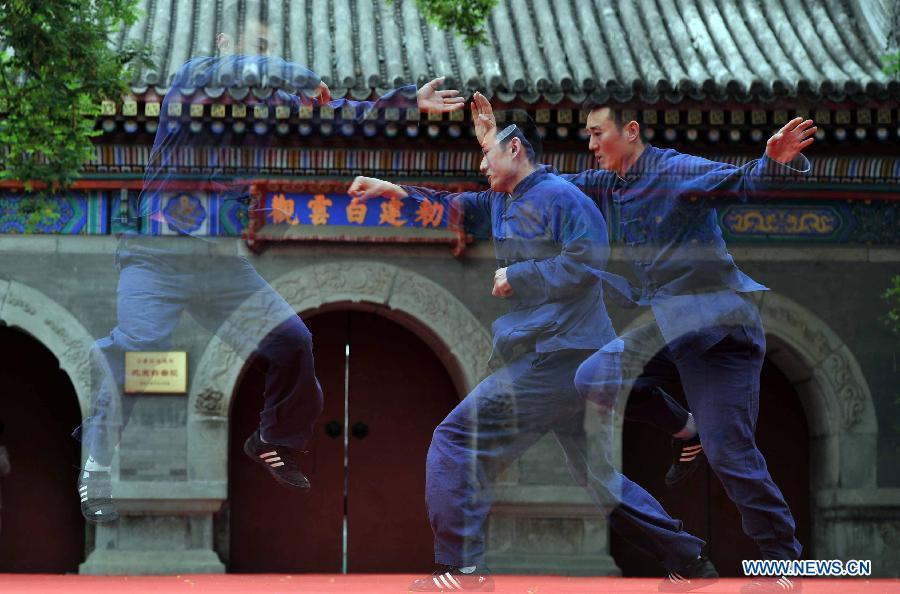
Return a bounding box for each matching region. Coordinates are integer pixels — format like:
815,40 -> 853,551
883,275 -> 900,338
400,0 -> 498,48
0,0 -> 149,191
883,51 -> 900,78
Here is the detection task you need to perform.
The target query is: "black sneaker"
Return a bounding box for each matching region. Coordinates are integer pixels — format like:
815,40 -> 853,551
409,566 -> 495,592
78,469 -> 119,523
741,576 -> 801,592
659,555 -> 719,592
666,434 -> 705,487
243,429 -> 310,489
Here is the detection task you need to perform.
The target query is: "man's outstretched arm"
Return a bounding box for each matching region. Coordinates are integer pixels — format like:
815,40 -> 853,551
323,76 -> 466,124
687,117 -> 816,200
347,176 -> 492,238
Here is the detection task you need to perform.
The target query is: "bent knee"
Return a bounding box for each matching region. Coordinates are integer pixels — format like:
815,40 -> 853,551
575,356 -> 621,405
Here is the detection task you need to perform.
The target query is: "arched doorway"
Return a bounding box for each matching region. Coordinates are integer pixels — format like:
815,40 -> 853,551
612,354 -> 811,577
0,325 -> 85,572
227,309 -> 460,572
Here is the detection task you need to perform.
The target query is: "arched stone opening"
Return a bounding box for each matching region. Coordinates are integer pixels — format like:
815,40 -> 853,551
185,260 -> 492,482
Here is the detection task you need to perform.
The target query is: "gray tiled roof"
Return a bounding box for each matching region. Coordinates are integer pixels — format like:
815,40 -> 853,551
117,0 -> 898,103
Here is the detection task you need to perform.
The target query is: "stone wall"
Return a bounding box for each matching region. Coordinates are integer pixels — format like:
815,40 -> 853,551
0,235 -> 898,576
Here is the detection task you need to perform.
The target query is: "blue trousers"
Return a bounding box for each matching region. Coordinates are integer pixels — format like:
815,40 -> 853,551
426,349 -> 704,571
76,236 -> 323,465
577,320 -> 801,561
625,380 -> 690,435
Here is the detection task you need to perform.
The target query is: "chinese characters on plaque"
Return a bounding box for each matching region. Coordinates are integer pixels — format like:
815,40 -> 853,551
124,352 -> 188,394
265,193 -> 446,229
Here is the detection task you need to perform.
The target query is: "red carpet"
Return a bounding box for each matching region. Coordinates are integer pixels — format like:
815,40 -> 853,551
0,575 -> 897,593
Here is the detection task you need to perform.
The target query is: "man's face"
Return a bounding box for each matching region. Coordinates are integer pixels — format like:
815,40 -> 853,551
479,130 -> 517,193
586,108 -> 631,174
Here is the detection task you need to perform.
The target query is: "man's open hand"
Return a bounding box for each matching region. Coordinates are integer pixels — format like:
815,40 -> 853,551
417,77 -> 466,114
471,91 -> 497,145
766,117 -> 816,164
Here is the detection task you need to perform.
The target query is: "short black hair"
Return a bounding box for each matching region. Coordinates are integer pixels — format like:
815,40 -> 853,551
581,99 -> 642,130
494,110 -> 542,163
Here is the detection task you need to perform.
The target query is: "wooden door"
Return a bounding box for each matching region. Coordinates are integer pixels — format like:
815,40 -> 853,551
0,326 -> 84,572
228,310 -> 458,572
228,312 -> 347,572
345,312 -> 459,572
612,358 -> 811,577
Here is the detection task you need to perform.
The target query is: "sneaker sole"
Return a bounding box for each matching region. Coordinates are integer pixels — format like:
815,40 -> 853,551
80,506 -> 120,524
408,582 -> 495,593
243,436 -> 311,490
659,576 -> 718,592
740,580 -> 802,593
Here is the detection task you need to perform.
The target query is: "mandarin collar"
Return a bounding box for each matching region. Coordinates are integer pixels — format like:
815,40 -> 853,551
620,145 -> 662,185
510,164 -> 554,200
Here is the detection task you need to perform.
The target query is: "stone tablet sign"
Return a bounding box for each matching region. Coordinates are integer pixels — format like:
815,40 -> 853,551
124,352 -> 188,394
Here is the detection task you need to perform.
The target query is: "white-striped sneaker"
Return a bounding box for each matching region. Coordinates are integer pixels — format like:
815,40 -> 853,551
78,469 -> 119,523
659,555 -> 719,592
243,429 -> 310,489
666,435 -> 705,487
409,566 -> 494,592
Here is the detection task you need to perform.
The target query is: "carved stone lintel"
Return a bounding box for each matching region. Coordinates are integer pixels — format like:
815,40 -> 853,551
758,293 -> 875,433
6,295 -> 37,316
195,388 -> 226,417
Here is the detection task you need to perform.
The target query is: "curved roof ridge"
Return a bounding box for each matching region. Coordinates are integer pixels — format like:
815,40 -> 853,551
119,0 -> 896,102
696,0 -> 757,93
594,0 -> 641,92
655,0 -> 713,92
714,0 -> 776,91
618,0 -> 667,91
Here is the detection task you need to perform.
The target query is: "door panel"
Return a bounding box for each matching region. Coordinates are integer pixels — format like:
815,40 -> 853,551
346,312 -> 459,572
228,310 -> 459,572
0,327 -> 84,573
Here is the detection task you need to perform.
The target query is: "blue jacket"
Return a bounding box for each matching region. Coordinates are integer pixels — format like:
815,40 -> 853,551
137,54 -> 417,235
562,146 -> 810,352
402,166 -> 619,362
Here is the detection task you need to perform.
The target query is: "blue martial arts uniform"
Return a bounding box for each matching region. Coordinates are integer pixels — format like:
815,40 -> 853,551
77,55 -> 417,464
402,165 -> 705,571
565,145 -> 809,561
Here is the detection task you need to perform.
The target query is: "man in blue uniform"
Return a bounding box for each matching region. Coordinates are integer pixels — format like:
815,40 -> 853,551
546,104 -> 815,594
348,97 -> 716,593
75,18 -> 465,522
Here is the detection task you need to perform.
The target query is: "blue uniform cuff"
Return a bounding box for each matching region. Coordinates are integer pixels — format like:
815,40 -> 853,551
506,260 -> 544,304
760,153 -> 811,178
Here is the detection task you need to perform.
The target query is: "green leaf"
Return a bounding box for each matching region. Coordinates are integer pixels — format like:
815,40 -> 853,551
0,0 -> 145,190
391,0 -> 497,48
